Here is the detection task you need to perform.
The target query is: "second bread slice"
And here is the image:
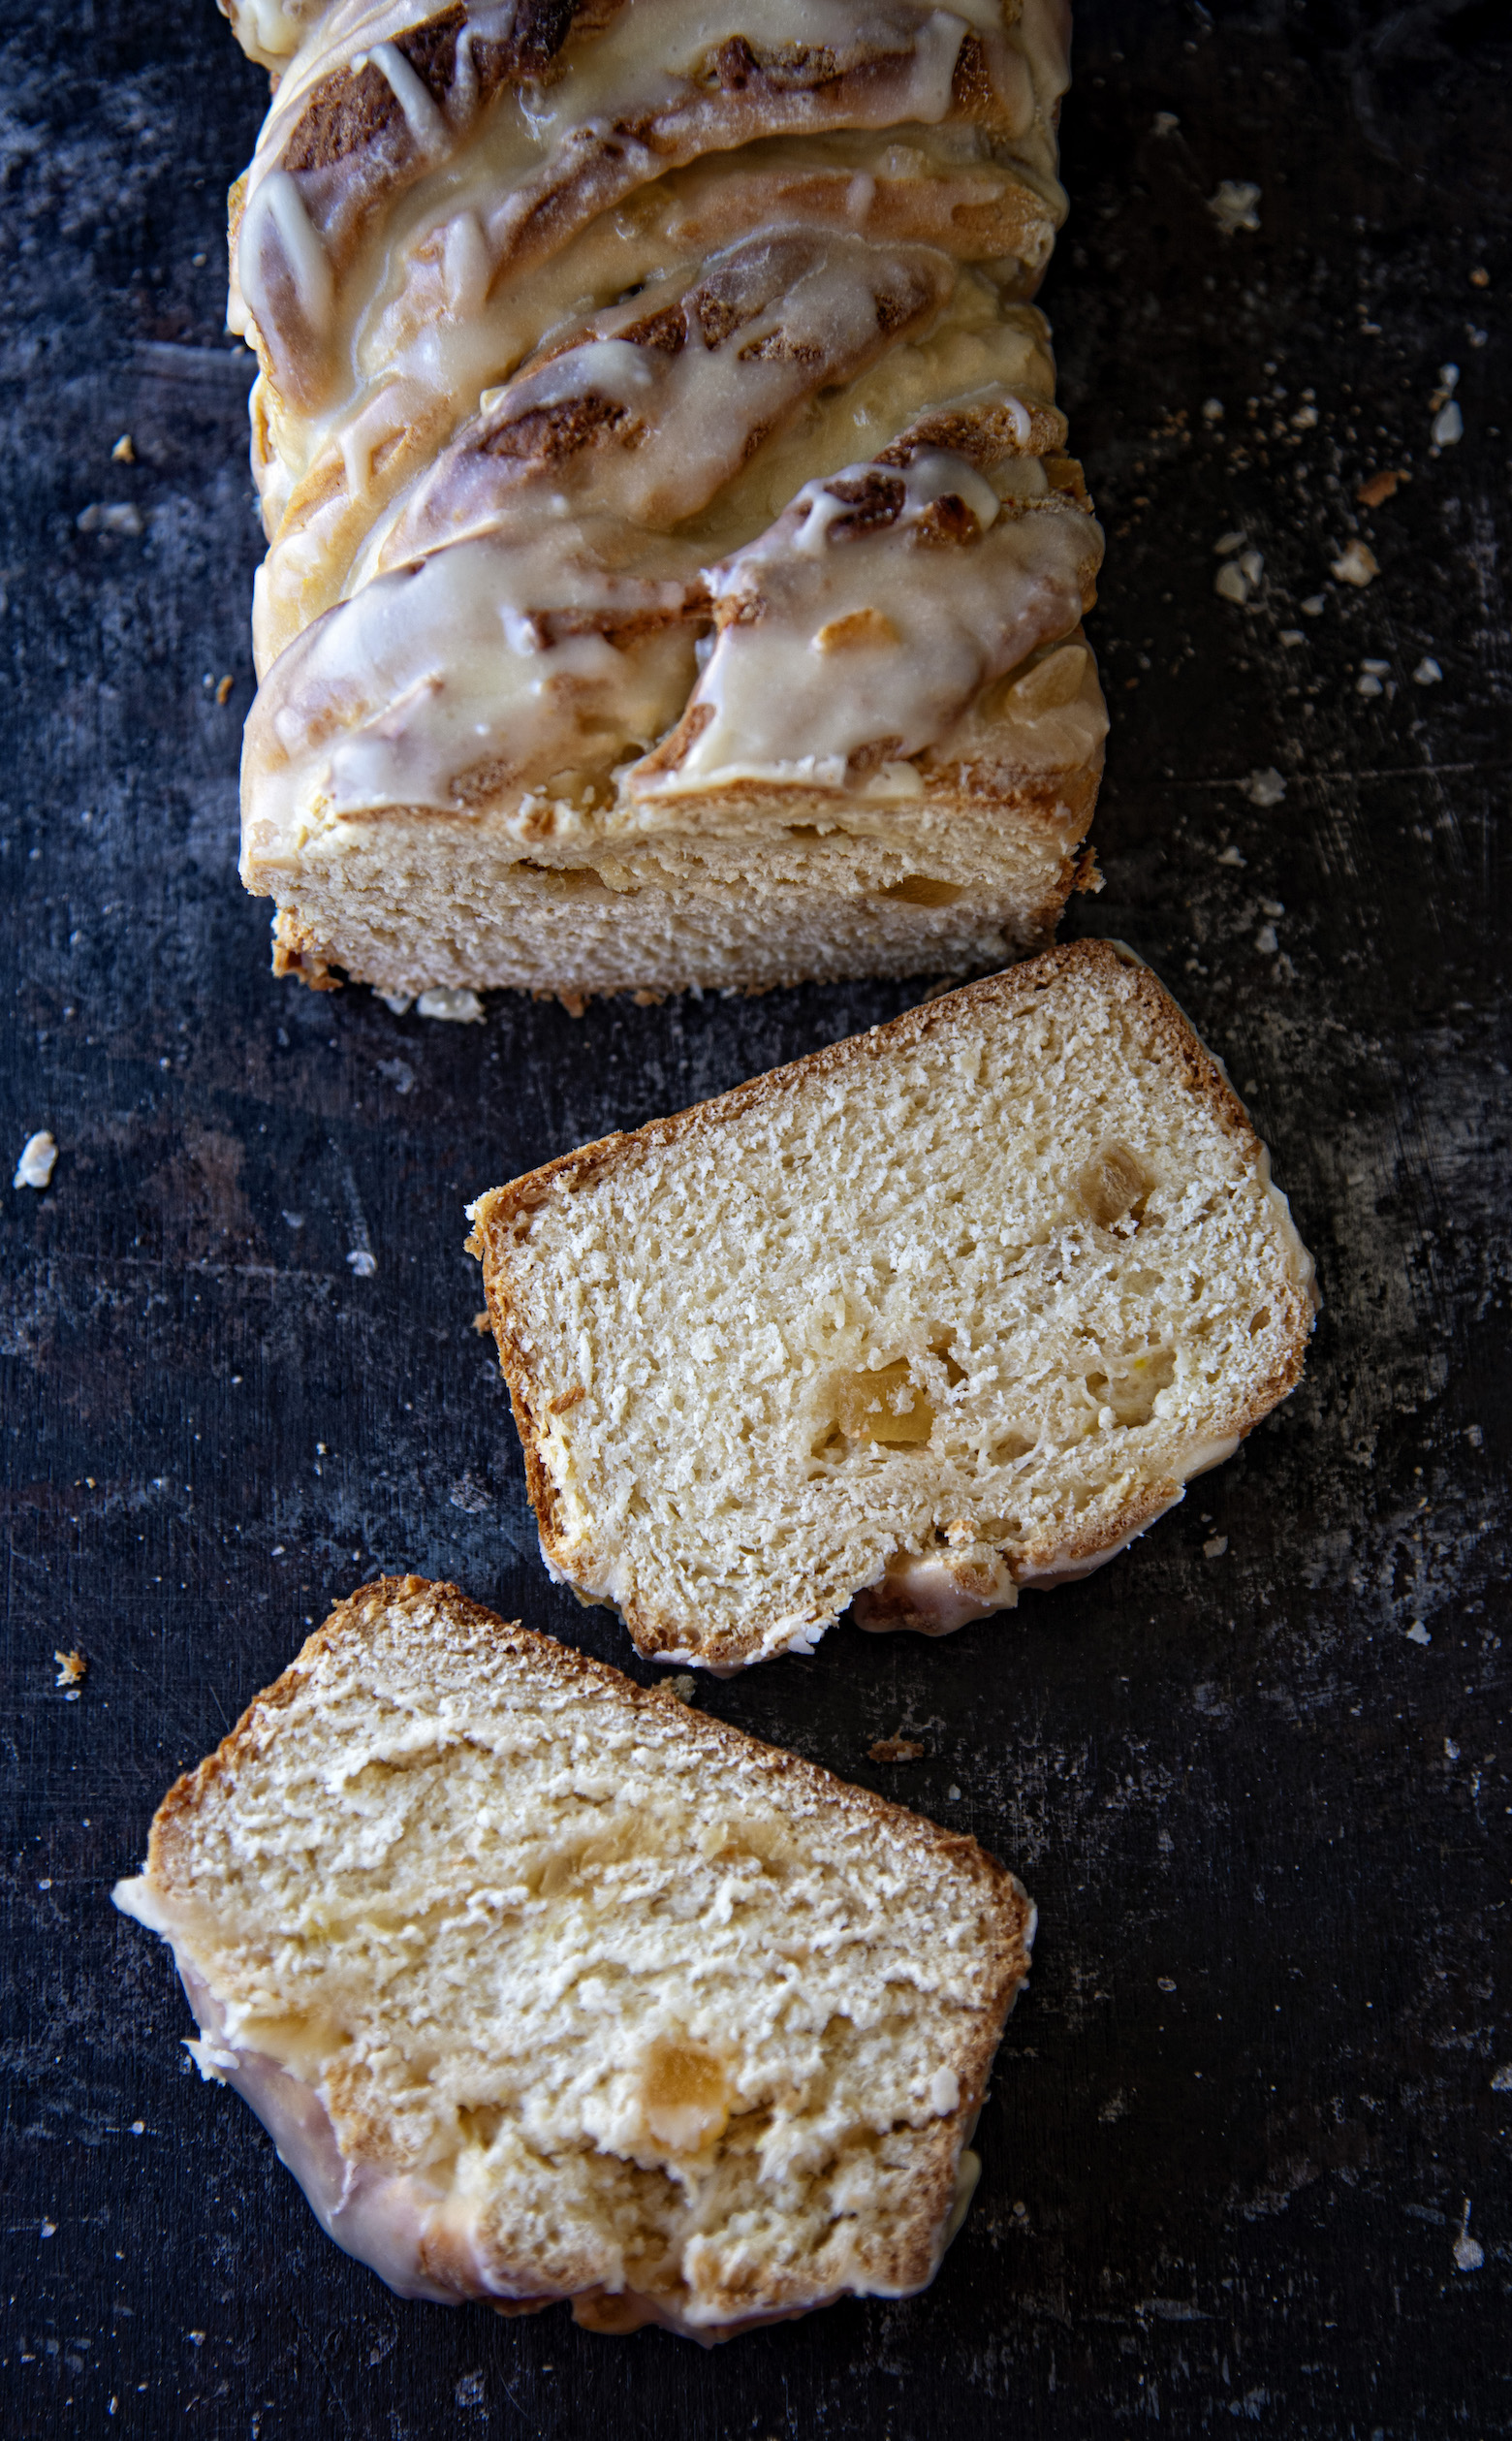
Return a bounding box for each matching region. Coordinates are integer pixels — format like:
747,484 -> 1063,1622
113,1578 -> 1030,2340
469,940 -> 1316,1669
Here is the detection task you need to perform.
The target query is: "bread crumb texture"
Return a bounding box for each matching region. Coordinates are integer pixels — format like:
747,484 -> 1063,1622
471,941 -> 1316,1666
115,1579 -> 1032,2340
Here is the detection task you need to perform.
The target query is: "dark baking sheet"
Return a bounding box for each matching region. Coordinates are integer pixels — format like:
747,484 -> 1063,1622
3,2 -> 1508,2431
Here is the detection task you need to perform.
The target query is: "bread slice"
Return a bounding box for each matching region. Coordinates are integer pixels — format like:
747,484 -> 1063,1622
113,1578 -> 1032,2341
469,939 -> 1317,1670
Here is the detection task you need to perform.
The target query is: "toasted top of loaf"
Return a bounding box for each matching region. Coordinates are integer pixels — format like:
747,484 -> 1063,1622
469,940 -> 1316,1668
228,0 -> 1102,879
115,1577 -> 1032,2336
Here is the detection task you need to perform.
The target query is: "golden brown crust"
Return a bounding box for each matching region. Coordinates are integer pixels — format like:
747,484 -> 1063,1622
878,401 -> 1068,468
469,941 -> 1313,1663
269,905 -> 343,988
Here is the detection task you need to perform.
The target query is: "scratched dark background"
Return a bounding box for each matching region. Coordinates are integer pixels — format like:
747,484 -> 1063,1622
3,0 -> 1509,2431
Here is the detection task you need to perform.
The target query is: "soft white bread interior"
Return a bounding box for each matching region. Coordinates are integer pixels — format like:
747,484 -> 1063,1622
113,1577 -> 1033,2341
250,624 -> 1108,1000
468,939 -> 1317,1669
224,0 -> 1108,999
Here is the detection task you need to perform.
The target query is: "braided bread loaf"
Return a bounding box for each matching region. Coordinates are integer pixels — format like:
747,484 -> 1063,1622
226,0 -> 1108,1001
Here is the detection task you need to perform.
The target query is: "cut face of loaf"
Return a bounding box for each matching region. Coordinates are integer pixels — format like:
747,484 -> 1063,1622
112,1578 -> 1033,2342
250,622 -> 1108,1000
224,0 -> 1106,1000
468,940 -> 1317,1670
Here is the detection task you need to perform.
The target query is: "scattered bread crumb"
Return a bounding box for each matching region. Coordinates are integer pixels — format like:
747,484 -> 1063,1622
1242,768 -> 1286,808
215,675 -> 234,706
1356,468 -> 1408,508
1454,2202 -> 1484,2274
77,501 -> 142,536
417,987 -> 485,1023
54,1649 -> 86,1688
472,1309 -> 492,1335
869,1736 -> 927,1763
110,433 -> 136,464
14,1130 -> 57,1189
1332,540 -> 1379,588
663,1674 -> 699,1705
1202,1535 -> 1228,1559
1470,268 -> 1490,288
1208,180 -> 1260,236
1216,547 -> 1263,605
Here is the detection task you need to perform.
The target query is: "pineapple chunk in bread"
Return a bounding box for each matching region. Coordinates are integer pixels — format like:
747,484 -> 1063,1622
468,939 -> 1317,1670
112,1578 -> 1033,2342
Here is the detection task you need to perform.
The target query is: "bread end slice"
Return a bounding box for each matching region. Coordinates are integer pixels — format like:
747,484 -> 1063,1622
241,649 -> 1107,1006
113,1577 -> 1033,2340
470,940 -> 1317,1669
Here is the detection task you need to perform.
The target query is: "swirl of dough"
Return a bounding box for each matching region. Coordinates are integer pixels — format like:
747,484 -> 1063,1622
225,0 -> 1106,1000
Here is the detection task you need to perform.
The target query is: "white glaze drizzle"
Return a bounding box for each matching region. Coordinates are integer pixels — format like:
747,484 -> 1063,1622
243,525 -> 704,853
239,168 -> 334,346
228,0 -> 1093,832
374,233 -> 955,566
367,40 -> 450,157
632,456 -> 1093,792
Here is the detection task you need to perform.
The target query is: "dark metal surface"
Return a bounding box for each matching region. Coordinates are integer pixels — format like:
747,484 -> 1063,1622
3,2 -> 1509,2431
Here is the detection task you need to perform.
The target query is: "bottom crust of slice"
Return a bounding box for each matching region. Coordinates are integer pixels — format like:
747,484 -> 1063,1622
168,1967 -> 990,2344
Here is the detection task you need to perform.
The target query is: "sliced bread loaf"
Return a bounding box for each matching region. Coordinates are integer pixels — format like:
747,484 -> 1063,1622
469,939 -> 1317,1669
113,1577 -> 1033,2341
226,0 -> 1105,1002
